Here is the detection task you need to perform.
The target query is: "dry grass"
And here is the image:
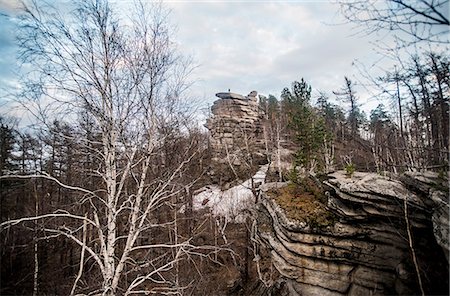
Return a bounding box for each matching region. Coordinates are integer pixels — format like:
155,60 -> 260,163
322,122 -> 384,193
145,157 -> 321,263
267,179 -> 336,229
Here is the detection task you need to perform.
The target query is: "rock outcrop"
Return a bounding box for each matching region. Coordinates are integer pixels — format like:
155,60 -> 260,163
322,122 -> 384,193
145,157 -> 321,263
206,91 -> 266,167
255,172 -> 449,296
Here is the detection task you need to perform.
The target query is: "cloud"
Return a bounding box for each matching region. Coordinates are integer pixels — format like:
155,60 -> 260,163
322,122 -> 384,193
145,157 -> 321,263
0,0 -> 23,13
0,12 -> 19,104
0,0 -> 398,119
168,1 -> 378,107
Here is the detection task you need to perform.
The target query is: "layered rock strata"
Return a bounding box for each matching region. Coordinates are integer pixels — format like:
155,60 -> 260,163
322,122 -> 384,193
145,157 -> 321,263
255,172 -> 449,296
206,91 -> 266,166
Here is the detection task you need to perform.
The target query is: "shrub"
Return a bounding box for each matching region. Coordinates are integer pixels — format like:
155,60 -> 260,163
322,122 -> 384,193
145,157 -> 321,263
345,163 -> 355,177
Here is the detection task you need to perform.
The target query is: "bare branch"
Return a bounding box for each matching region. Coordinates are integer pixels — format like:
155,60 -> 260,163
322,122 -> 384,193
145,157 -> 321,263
0,173 -> 97,196
1,213 -> 97,230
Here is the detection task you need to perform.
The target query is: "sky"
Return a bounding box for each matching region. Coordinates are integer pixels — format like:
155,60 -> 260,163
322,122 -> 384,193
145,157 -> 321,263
165,1 -> 380,108
0,0 -> 443,124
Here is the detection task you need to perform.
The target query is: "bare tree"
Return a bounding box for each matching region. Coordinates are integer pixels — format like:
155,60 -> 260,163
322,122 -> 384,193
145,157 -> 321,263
333,77 -> 360,140
1,0 -> 206,295
337,0 -> 450,47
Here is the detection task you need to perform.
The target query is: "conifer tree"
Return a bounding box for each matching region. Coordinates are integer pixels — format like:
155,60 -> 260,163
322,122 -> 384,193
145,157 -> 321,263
282,80 -> 329,173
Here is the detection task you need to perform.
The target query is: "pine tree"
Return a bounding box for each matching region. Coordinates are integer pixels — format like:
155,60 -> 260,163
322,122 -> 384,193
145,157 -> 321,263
0,117 -> 17,175
282,80 -> 329,173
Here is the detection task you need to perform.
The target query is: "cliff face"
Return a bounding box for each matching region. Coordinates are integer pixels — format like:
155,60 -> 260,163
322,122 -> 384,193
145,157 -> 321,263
206,91 -> 266,167
255,172 -> 449,296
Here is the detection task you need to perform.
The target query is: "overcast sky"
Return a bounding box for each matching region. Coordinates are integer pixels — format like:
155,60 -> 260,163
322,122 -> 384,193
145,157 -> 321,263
0,0 -> 424,122
165,1 -> 384,109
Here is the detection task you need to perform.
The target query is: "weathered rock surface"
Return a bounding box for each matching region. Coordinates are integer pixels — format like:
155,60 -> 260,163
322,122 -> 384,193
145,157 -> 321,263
255,171 -> 449,295
206,91 -> 266,167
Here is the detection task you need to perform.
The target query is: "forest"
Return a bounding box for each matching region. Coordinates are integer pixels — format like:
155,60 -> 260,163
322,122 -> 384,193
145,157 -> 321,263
0,0 -> 448,295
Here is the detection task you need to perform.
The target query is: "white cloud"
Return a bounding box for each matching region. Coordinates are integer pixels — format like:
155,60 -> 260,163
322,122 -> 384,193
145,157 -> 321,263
0,0 -> 23,13
167,1 -> 381,110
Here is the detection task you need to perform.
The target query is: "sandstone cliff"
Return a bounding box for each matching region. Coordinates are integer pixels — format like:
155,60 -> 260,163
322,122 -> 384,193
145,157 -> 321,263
255,171 -> 449,296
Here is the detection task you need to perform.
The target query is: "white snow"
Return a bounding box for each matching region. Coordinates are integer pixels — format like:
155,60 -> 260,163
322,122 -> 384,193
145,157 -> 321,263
193,164 -> 269,222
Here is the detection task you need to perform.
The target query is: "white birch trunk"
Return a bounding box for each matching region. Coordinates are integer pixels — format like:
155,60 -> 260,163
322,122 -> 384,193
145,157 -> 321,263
103,127 -> 118,295
276,119 -> 282,182
33,184 -> 39,296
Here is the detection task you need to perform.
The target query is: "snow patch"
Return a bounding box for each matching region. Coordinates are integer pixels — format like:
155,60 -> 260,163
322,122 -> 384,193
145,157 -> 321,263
193,165 -> 269,222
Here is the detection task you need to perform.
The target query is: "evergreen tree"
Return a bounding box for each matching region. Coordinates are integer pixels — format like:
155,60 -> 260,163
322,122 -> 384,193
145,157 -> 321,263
282,80 -> 329,173
316,94 -> 346,142
267,94 -> 279,121
0,118 -> 16,175
370,104 -> 391,128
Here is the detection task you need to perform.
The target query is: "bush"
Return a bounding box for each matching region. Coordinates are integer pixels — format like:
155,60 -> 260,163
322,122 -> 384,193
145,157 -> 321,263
345,163 -> 355,177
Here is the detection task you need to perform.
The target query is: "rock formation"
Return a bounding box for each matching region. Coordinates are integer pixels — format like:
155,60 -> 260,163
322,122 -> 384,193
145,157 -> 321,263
255,171 -> 449,296
206,91 -> 266,167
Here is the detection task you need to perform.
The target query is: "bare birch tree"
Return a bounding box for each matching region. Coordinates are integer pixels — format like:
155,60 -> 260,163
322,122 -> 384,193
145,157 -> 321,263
1,0 -> 205,295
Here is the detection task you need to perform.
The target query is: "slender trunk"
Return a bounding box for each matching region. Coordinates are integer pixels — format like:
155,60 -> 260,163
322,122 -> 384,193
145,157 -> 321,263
214,212 -> 217,262
71,216 -> 87,295
33,241 -> 38,296
243,218 -> 250,285
103,126 -> 118,295
396,74 -> 404,136
174,194 -> 179,290
263,125 -> 270,165
186,185 -> 193,237
112,152 -> 147,290
323,136 -> 335,173
276,119 -> 282,182
415,59 -> 439,164
372,140 -> 380,173
404,198 -> 425,296
33,182 -> 39,296
387,148 -> 397,174
430,54 -> 449,160
405,82 -> 421,139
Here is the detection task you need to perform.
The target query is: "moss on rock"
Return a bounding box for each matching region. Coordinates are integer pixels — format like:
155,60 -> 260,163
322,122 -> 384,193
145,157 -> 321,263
267,177 -> 336,230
